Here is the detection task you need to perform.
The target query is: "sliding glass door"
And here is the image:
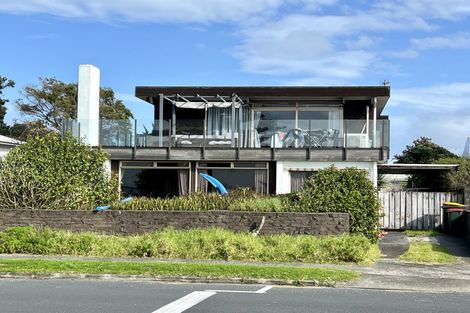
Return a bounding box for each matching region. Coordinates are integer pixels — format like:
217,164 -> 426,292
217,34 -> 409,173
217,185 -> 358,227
253,106 -> 343,148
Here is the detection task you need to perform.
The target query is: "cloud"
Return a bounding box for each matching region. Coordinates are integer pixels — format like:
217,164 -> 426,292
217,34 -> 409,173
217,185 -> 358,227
390,82 -> 470,111
411,32 -> 470,50
0,0 -> 277,23
233,6 -> 436,82
387,82 -> 470,155
391,32 -> 470,59
0,0 -> 337,24
373,0 -> 470,22
388,49 -> 420,59
3,0 -> 470,84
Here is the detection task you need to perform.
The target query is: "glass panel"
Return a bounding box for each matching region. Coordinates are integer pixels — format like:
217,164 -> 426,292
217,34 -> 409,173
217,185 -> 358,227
100,119 -> 135,147
297,112 -> 342,148
121,168 -> 189,198
255,111 -> 295,148
345,120 -> 371,148
137,120 -> 170,147
298,111 -> 329,130
156,162 -> 190,167
176,107 -> 204,136
199,169 -> 268,194
121,161 -> 154,168
198,162 -> 232,168
233,162 -> 268,168
62,119 -> 80,138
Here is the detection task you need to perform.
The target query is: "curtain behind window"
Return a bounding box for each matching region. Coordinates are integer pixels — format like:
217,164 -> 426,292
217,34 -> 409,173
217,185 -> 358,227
177,170 -> 189,196
254,170 -> 268,194
328,111 -> 341,131
290,171 -> 315,192
197,171 -> 208,193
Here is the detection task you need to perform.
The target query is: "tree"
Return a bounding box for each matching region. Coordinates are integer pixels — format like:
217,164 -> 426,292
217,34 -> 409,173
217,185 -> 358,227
394,137 -> 457,190
0,76 -> 15,135
7,121 -> 50,140
14,77 -> 133,137
0,133 -> 118,210
435,157 -> 470,192
395,137 -> 456,164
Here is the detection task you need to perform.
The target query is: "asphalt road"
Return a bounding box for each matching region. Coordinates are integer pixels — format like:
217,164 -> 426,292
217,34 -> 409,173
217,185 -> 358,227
1,279 -> 470,313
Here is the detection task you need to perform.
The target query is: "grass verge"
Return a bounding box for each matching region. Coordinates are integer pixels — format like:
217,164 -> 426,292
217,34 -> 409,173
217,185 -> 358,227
404,230 -> 440,237
0,259 -> 359,284
0,227 -> 379,264
400,242 -> 458,264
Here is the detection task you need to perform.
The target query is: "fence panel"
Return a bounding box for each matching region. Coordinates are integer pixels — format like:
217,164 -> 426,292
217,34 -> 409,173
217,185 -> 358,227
379,191 -> 464,230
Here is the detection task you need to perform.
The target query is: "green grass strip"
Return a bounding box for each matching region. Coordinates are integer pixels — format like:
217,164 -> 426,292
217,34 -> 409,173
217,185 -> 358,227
0,259 -> 359,283
400,242 -> 458,264
404,230 -> 440,237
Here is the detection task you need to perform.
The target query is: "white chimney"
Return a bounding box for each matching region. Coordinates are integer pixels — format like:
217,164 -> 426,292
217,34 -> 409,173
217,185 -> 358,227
77,64 -> 100,146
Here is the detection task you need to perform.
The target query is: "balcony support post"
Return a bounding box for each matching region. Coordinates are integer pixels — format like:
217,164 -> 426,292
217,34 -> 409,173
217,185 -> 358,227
158,94 -> 164,147
172,97 -> 177,138
366,105 -> 370,145
373,97 -> 377,148
231,94 -> 236,148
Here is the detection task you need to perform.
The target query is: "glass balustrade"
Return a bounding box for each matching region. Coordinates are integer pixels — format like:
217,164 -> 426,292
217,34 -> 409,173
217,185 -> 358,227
62,118 -> 390,149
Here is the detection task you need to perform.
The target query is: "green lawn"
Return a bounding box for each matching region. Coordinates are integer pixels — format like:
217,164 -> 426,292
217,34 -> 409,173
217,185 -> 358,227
404,230 -> 440,237
400,242 -> 458,264
0,259 -> 359,284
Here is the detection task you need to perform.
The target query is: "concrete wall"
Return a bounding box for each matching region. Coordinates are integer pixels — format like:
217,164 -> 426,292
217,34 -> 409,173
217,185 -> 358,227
0,210 -> 349,236
275,161 -> 377,194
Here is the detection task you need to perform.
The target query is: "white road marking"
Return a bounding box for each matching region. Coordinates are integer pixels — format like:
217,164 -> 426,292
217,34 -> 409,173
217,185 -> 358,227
205,285 -> 274,294
255,285 -> 274,293
151,291 -> 216,313
151,286 -> 273,312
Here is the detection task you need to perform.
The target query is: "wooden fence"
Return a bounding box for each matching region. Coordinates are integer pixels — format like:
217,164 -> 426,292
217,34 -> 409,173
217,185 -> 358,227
379,191 -> 464,230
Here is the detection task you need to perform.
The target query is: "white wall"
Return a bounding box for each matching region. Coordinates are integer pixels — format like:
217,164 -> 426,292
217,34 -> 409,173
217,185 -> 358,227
0,146 -> 10,159
77,64 -> 100,146
276,161 -> 377,194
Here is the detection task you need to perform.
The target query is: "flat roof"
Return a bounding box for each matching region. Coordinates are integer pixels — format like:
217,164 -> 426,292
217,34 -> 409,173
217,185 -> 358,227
378,163 -> 459,174
135,86 -> 390,99
135,86 -> 390,114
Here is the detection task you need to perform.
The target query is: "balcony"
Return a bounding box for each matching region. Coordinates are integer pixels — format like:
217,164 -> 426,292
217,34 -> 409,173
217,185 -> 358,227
62,118 -> 390,162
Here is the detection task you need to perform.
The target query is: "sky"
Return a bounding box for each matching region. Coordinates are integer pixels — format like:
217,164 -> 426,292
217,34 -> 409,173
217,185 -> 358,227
1,0 -> 470,159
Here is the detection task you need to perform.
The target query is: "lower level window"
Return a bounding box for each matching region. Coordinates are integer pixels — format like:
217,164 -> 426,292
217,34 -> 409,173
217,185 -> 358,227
121,169 -> 189,198
290,171 -> 315,192
197,162 -> 268,194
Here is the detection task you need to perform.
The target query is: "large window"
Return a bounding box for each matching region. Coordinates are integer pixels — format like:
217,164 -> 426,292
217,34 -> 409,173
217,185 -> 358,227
253,106 -> 342,148
120,162 -> 190,198
197,162 -> 268,194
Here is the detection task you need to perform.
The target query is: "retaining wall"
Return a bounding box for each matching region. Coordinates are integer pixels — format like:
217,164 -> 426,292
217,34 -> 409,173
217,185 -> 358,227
0,210 -> 349,236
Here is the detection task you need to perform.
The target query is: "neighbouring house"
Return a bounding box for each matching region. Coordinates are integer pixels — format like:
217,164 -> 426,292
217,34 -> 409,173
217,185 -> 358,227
0,134 -> 23,159
64,65 -> 390,198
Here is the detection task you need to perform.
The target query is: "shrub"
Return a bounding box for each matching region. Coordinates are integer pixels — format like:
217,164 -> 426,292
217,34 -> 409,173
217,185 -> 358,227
294,166 -> 381,241
112,188 -> 286,212
0,133 -> 118,210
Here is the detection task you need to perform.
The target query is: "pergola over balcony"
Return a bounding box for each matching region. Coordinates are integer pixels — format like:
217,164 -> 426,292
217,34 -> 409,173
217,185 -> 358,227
156,93 -> 247,148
